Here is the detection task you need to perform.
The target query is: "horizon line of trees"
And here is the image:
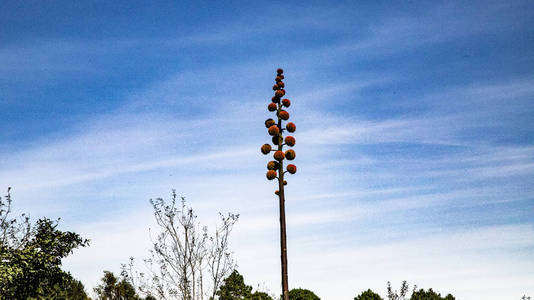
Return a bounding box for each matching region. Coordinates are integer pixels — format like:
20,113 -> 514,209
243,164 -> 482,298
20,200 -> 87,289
0,188 -> 527,299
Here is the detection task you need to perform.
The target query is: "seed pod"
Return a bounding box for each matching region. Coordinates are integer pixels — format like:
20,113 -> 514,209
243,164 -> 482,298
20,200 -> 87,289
286,122 -> 296,132
277,68 -> 284,75
278,81 -> 285,88
267,161 -> 279,170
275,90 -> 284,97
275,190 -> 280,195
265,118 -> 276,128
272,136 -> 282,145
278,110 -> 289,120
286,164 -> 297,174
271,96 -> 280,103
275,76 -> 283,82
266,170 -> 277,180
268,103 -> 277,112
261,144 -> 272,155
272,84 -> 279,91
285,136 -> 295,146
285,149 -> 296,160
274,150 -> 285,161
268,125 -> 280,136
283,180 -> 287,185
282,98 -> 291,107
279,74 -> 284,79
280,89 -> 286,96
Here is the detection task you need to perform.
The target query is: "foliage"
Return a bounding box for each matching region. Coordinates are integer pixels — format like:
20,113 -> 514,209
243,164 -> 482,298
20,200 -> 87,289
410,288 -> 455,300
94,271 -> 147,300
130,190 -> 238,300
387,281 -> 416,300
213,270 -> 273,300
249,291 -> 274,300
355,289 -> 384,300
0,188 -> 89,299
215,270 -> 252,299
288,288 -> 320,300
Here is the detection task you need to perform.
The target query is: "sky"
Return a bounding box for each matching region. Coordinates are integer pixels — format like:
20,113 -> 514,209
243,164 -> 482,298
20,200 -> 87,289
1,1 -> 534,299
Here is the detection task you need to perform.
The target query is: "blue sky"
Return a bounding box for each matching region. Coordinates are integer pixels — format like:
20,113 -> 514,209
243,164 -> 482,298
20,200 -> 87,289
1,1 -> 534,299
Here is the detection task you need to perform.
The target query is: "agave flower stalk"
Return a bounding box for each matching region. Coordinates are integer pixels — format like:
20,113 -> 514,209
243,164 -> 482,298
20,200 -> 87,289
260,68 -> 296,300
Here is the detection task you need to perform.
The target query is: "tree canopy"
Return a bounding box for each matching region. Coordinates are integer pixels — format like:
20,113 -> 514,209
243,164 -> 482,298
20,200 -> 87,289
288,288 -> 320,300
0,189 -> 89,299
410,288 -> 455,300
355,289 -> 384,300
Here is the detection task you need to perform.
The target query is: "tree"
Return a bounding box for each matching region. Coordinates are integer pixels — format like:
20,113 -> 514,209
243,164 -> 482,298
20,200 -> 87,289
387,281 -> 416,300
410,288 -> 455,300
355,289 -> 384,300
215,270 -> 252,299
260,68 -> 297,300
134,191 -> 238,300
0,188 -> 89,299
288,288 -> 320,300
249,291 -> 274,300
94,271 -> 146,300
214,270 -> 273,300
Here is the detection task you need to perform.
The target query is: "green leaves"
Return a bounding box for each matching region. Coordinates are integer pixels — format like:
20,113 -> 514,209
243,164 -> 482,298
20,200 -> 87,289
0,189 -> 89,299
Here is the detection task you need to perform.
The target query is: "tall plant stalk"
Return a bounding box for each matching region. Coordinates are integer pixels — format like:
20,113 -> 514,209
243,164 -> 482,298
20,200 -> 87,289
261,68 -> 297,300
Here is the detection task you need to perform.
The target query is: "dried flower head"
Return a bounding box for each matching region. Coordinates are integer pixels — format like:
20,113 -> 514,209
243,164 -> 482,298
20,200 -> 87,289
265,118 -> 276,128
271,96 -> 280,103
284,136 -> 295,147
275,90 -> 284,98
277,68 -> 284,75
286,164 -> 297,174
261,144 -> 272,155
275,76 -> 283,82
283,180 -> 287,185
266,170 -> 277,180
272,136 -> 282,145
285,149 -> 296,160
278,110 -> 290,120
275,190 -> 280,195
280,89 -> 286,96
268,125 -> 280,136
279,74 -> 285,79
278,81 -> 285,88
268,103 -> 277,112
282,98 -> 291,107
286,122 -> 296,132
267,161 -> 279,170
274,150 -> 285,161
272,84 -> 279,91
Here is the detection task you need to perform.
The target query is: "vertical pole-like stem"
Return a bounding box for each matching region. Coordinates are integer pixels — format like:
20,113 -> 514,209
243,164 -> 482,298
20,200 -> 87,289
278,116 -> 289,300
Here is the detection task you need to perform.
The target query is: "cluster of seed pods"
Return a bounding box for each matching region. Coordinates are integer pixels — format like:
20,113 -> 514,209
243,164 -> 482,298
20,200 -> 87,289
261,68 -> 296,192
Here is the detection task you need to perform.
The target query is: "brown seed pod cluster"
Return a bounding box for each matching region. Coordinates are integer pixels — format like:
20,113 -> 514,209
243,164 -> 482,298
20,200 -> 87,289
261,144 -> 272,155
274,150 -> 285,161
266,170 -> 277,180
282,98 -> 291,107
284,136 -> 295,147
261,68 -> 297,187
267,161 -> 280,170
286,164 -> 297,174
284,149 -> 296,160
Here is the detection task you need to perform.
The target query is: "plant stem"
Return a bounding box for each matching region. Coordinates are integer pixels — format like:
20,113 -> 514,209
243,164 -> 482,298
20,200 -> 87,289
277,118 -> 289,300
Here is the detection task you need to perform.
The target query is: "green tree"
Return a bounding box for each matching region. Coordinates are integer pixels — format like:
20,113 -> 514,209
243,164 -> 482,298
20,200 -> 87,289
214,270 -> 274,300
216,270 -> 253,299
288,288 -> 320,300
355,289 -> 384,300
250,291 -> 274,300
0,188 -> 89,299
94,271 -> 144,300
410,288 -> 455,300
